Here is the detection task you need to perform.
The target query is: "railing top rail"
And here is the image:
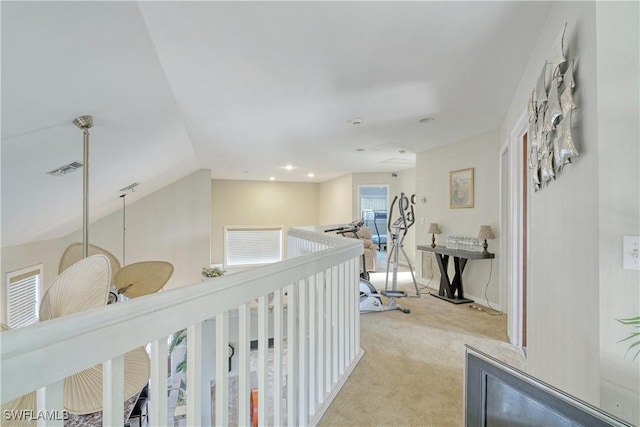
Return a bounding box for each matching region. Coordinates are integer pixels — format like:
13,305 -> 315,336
1,228 -> 362,403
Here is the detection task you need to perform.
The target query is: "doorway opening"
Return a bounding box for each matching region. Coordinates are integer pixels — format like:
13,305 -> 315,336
500,111 -> 530,351
358,185 -> 389,254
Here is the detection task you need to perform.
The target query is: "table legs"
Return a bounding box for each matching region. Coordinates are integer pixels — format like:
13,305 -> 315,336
430,254 -> 474,304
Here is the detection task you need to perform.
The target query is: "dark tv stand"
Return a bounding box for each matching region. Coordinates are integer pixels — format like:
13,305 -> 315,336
417,245 -> 494,304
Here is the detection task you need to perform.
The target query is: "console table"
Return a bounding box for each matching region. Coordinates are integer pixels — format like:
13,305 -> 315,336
417,245 -> 494,304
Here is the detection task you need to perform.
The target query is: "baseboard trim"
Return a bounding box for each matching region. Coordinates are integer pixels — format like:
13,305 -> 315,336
415,279 -> 504,312
308,348 -> 365,426
464,292 -> 504,313
600,377 -> 640,425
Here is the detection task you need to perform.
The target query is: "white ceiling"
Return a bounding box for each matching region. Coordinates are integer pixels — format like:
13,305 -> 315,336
1,1 -> 551,247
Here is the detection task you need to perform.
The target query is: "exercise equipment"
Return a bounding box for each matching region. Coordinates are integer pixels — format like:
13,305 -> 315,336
358,278 -> 385,313
372,210 -> 387,250
325,219 -> 370,281
377,192 -> 420,314
325,220 -> 385,312
354,193 -> 421,315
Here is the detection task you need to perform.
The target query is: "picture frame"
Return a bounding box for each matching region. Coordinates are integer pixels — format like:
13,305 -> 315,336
449,167 -> 474,209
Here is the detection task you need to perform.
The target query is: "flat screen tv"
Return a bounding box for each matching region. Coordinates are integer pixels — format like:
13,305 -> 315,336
465,345 -> 633,427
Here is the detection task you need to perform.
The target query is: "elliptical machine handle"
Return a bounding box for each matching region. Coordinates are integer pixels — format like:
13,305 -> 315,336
398,193 -> 409,236
388,195 -> 398,233
406,204 -> 415,230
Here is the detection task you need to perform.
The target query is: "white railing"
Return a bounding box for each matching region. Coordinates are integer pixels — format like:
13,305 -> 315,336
1,226 -> 363,426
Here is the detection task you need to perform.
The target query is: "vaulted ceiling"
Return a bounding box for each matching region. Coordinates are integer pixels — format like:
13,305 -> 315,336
1,1 -> 551,246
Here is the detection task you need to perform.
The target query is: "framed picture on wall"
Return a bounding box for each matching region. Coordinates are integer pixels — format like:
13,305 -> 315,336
449,168 -> 474,209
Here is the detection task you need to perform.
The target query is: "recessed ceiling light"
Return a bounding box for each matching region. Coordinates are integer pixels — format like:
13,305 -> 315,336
356,148 -> 365,152
285,165 -> 294,171
418,117 -> 435,124
399,150 -> 406,154
350,118 -> 363,125
269,177 -> 275,181
307,173 -> 314,178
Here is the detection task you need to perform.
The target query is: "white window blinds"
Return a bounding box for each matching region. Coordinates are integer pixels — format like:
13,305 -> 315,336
7,266 -> 42,329
224,226 -> 283,267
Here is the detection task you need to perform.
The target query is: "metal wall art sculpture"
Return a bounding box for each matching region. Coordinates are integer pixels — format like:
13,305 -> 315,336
528,23 -> 579,191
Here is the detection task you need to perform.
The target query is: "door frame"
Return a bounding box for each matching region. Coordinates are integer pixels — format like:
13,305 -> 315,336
357,184 -> 390,219
500,110 -> 529,348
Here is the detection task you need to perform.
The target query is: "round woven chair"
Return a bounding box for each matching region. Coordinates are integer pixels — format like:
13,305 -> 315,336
40,255 -> 150,415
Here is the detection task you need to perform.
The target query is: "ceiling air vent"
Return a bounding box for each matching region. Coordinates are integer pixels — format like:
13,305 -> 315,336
378,158 -> 416,166
119,182 -> 139,192
46,161 -> 84,176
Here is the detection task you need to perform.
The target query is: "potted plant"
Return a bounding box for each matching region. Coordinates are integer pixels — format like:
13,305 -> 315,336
202,266 -> 225,279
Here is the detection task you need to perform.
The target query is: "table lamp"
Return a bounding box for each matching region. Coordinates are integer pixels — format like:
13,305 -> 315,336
428,223 -> 441,248
478,225 -> 495,254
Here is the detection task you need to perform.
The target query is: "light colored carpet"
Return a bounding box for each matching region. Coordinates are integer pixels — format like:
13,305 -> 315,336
318,270 -> 526,427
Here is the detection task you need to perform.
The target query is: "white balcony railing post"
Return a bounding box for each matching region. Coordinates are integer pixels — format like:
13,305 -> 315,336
238,304 -> 251,427
298,278 -> 309,424
338,262 -> 346,377
36,380 -> 63,427
308,273 -> 317,415
273,289 -> 284,426
103,355 -> 124,427
287,283 -> 298,425
331,265 -> 339,386
150,337 -> 168,426
257,295 -> 268,427
317,269 -> 326,403
324,267 -> 333,395
186,322 -> 203,426
214,314 -> 228,426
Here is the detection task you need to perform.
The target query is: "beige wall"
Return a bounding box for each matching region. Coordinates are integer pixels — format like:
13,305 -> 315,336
318,174 -> 353,225
64,169 -> 212,290
415,131 -> 501,306
500,1 -> 639,422
211,179 -> 319,266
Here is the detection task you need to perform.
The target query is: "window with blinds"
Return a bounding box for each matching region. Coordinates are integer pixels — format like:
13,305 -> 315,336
6,265 -> 42,329
224,226 -> 283,267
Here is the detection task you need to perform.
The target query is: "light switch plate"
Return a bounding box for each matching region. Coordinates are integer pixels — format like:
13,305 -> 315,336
623,235 -> 640,270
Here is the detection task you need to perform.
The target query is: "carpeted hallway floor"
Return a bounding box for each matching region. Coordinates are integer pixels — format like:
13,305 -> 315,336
318,269 -> 525,427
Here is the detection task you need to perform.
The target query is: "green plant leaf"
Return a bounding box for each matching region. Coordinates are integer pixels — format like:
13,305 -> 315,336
624,340 -> 640,361
617,316 -> 640,361
617,316 -> 640,325
169,329 -> 187,353
619,332 -> 640,343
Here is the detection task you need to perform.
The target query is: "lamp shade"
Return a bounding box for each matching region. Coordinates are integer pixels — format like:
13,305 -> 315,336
427,223 -> 441,234
478,225 -> 495,240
